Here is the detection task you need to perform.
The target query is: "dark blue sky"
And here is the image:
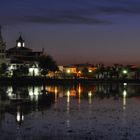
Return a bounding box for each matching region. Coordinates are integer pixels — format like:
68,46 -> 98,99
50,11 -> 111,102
1,0 -> 140,65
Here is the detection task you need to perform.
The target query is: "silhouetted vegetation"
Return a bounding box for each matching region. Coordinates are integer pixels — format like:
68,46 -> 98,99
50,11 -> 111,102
38,55 -> 58,76
0,63 -> 8,76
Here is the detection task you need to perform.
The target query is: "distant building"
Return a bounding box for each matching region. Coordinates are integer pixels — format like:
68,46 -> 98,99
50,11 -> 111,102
7,35 -> 43,64
0,27 -> 45,76
6,35 -> 44,76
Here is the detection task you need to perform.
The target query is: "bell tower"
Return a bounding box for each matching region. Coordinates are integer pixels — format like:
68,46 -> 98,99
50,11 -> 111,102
0,25 -> 7,65
16,35 -> 25,48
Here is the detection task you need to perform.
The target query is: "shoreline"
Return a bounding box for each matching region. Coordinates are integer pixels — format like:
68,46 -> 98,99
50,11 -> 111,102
0,77 -> 140,85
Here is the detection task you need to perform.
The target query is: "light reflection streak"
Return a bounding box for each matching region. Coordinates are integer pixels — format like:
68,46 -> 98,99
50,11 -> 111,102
66,90 -> 70,129
123,89 -> 127,110
28,86 -> 41,101
88,91 -> 92,104
55,86 -> 58,103
78,84 -> 81,104
16,106 -> 24,124
67,90 -> 70,104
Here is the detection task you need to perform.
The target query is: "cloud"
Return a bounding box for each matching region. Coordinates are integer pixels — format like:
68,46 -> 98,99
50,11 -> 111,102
21,4 -> 140,25
24,15 -> 111,25
1,0 -> 140,25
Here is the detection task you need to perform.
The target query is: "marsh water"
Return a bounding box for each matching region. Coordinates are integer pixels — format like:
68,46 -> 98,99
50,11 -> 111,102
0,83 -> 140,140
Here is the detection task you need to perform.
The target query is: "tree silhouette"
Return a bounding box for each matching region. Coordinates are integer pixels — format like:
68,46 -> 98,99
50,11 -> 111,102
38,55 -> 58,76
0,63 -> 7,76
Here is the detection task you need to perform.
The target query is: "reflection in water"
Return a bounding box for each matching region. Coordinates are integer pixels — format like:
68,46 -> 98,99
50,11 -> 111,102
78,83 -> 81,104
1,83 -> 140,139
28,86 -> 42,101
0,85 -> 55,126
67,90 -> 70,104
54,86 -> 58,103
123,89 -> 127,110
123,83 -> 127,110
16,106 -> 24,125
66,90 -> 70,129
88,91 -> 92,104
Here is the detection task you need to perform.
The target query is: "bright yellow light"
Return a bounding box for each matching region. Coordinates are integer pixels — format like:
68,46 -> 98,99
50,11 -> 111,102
88,91 -> 92,97
55,86 -> 58,102
67,69 -> 70,73
67,90 -> 70,103
78,71 -> 81,74
78,84 -> 81,104
88,91 -> 92,104
88,69 -> 92,73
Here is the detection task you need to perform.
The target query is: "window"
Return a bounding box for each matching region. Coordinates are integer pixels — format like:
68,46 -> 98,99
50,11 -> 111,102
17,42 -> 21,47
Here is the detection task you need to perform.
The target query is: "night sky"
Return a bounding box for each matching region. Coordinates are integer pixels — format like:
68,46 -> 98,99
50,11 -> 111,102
1,0 -> 140,65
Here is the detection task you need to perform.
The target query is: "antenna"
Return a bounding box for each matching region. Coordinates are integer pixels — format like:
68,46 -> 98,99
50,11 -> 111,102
19,31 -> 22,36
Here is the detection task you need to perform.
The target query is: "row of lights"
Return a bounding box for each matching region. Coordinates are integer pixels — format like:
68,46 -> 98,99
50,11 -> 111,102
66,69 -> 128,74
66,69 -> 93,74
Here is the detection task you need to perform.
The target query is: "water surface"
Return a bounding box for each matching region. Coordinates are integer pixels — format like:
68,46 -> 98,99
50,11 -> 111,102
0,83 -> 140,140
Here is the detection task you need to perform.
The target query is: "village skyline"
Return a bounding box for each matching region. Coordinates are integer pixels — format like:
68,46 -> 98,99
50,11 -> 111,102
1,0 -> 140,65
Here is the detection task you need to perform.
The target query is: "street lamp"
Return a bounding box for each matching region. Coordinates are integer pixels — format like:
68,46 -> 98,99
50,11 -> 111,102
123,70 -> 128,74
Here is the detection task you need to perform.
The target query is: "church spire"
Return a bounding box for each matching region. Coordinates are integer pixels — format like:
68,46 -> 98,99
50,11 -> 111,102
16,34 -> 25,48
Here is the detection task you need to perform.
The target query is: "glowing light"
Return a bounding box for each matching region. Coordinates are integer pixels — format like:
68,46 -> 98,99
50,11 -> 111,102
55,86 -> 58,102
123,90 -> 127,98
88,91 -> 92,97
28,87 -> 41,101
123,83 -> 127,86
78,84 -> 81,104
16,111 -> 24,123
23,42 -> 25,47
67,90 -> 70,103
123,70 -> 128,74
22,115 -> 24,121
67,69 -> 70,73
88,91 -> 92,104
7,86 -> 13,97
88,69 -> 92,73
17,42 -> 21,47
29,68 -> 39,76
78,71 -> 81,74
16,112 -> 20,122
55,86 -> 58,94
123,89 -> 127,110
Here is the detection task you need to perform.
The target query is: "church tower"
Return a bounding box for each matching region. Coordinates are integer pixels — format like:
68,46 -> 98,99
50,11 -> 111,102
0,26 -> 7,65
16,35 -> 25,48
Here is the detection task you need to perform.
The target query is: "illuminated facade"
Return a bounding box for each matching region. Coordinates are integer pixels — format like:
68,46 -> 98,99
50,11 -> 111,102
6,35 -> 44,76
7,35 -> 43,64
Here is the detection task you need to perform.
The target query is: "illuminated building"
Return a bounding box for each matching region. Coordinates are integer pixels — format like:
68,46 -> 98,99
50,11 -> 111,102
5,34 -> 44,76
